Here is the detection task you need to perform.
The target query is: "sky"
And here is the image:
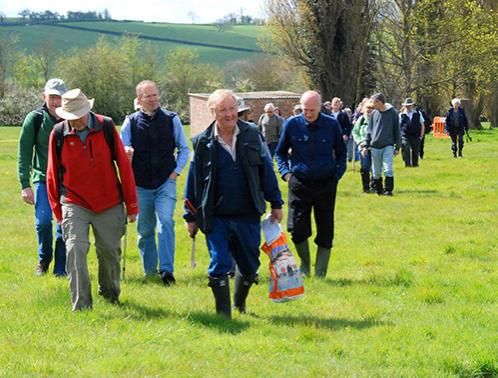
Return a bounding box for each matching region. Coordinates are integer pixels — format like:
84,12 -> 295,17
0,0 -> 266,24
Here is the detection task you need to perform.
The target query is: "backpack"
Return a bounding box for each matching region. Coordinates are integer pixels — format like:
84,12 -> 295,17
53,114 -> 116,162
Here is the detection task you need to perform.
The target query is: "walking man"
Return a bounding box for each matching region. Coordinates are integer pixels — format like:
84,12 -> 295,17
47,89 -> 138,311
275,90 -> 346,278
364,93 -> 401,196
399,97 -> 425,167
18,78 -> 68,276
184,89 -> 283,318
445,98 -> 468,158
120,80 -> 190,285
257,103 -> 284,157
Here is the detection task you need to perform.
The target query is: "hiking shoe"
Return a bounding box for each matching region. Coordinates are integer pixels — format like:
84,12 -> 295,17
160,271 -> 176,286
384,191 -> 393,196
35,263 -> 48,276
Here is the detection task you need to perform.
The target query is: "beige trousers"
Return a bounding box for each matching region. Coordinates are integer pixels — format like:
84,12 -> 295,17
61,203 -> 125,311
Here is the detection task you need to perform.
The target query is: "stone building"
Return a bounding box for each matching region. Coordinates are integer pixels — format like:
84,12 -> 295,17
188,91 -> 301,137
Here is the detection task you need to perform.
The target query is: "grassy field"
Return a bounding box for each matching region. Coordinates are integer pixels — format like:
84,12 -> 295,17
0,21 -> 264,65
0,125 -> 496,376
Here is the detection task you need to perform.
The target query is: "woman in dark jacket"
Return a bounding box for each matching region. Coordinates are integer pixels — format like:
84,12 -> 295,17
445,98 -> 468,158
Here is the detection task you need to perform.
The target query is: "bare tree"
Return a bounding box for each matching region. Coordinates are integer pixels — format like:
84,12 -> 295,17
265,0 -> 376,105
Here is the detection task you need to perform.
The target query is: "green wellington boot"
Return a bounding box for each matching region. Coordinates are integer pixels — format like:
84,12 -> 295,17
315,247 -> 331,277
294,240 -> 311,276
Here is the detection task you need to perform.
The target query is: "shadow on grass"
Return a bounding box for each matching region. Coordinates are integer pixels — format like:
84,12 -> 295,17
115,298 -> 175,320
186,311 -> 250,334
268,314 -> 387,330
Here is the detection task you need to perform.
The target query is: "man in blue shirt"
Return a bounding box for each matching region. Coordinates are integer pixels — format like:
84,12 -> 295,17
275,90 -> 347,278
121,80 -> 190,285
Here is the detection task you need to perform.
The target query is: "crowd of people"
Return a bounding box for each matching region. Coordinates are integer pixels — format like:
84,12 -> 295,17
17,78 -> 469,316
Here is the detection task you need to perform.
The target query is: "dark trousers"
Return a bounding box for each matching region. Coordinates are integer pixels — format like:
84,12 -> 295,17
287,175 -> 337,248
401,136 -> 421,167
450,133 -> 464,154
419,134 -> 426,158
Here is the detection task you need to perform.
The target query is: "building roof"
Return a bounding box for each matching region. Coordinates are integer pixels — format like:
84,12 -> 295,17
189,91 -> 301,100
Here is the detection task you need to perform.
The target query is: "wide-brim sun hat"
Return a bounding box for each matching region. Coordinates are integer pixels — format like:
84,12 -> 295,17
402,97 -> 416,106
236,96 -> 251,113
55,88 -> 94,120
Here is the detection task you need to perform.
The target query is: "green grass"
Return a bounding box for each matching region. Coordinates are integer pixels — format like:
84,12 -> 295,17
0,125 -> 497,376
0,21 -> 265,65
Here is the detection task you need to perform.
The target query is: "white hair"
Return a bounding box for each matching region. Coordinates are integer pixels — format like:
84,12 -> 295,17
451,98 -> 461,107
207,89 -> 236,112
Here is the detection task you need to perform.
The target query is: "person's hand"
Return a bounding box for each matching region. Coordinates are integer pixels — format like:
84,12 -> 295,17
270,208 -> 283,223
284,173 -> 292,182
343,135 -> 349,142
361,147 -> 369,157
186,222 -> 198,238
169,172 -> 179,180
124,146 -> 134,161
127,213 -> 138,223
21,187 -> 35,205
394,149 -> 400,157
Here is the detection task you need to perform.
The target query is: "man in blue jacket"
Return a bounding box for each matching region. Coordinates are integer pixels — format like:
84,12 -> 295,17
445,98 -> 469,158
184,89 -> 283,318
275,90 -> 347,278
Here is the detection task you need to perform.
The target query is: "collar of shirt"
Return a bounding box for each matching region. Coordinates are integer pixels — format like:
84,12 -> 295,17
214,123 -> 240,161
140,107 -> 158,118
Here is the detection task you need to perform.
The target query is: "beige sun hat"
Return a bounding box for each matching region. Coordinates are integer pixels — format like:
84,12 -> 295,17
55,88 -> 94,120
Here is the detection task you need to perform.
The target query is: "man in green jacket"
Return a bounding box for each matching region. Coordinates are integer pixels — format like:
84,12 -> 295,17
17,78 -> 68,276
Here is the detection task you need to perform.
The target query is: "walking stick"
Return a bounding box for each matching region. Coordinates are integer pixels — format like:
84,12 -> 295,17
122,221 -> 128,280
191,235 -> 196,269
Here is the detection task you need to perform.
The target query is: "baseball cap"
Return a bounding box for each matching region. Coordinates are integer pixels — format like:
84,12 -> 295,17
44,78 -> 68,96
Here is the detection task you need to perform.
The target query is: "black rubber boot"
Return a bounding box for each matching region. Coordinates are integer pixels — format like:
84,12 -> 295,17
208,276 -> 231,318
315,247 -> 331,277
374,178 -> 384,195
361,172 -> 370,193
294,240 -> 311,276
233,270 -> 255,314
384,176 -> 394,196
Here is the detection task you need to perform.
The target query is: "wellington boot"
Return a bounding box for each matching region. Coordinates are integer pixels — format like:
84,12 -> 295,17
315,247 -> 331,277
374,178 -> 384,195
294,240 -> 311,276
361,172 -> 370,193
233,269 -> 255,314
208,276 -> 231,318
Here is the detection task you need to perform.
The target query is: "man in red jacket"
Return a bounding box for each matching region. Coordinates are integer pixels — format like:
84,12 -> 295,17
47,88 -> 138,311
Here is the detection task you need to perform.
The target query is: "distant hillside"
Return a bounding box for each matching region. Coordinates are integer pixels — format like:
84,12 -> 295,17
0,20 -> 266,65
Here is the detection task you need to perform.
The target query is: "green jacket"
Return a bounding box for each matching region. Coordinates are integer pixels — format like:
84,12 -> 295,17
352,114 -> 369,148
17,105 -> 59,189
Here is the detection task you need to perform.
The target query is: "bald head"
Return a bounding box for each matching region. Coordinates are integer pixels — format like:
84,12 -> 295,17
300,90 -> 322,123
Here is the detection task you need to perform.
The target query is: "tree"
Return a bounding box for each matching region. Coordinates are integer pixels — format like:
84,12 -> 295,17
265,0 -> 376,106
18,9 -> 30,20
0,33 -> 21,98
160,48 -> 223,121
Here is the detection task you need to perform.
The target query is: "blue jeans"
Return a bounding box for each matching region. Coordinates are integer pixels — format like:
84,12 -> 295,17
359,147 -> 372,173
137,179 -> 176,275
34,182 -> 66,275
205,216 -> 261,277
371,145 -> 394,179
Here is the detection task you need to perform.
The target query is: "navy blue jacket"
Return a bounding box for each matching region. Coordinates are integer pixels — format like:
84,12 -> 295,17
184,120 -> 283,233
445,107 -> 468,134
275,113 -> 347,182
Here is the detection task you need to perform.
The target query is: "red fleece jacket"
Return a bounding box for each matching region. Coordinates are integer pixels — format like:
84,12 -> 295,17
47,114 -> 139,222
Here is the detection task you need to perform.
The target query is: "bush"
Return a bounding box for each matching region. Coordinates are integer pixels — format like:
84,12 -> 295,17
0,85 -> 41,126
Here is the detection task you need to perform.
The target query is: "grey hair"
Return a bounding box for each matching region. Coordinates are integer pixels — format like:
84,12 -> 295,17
451,98 -> 461,107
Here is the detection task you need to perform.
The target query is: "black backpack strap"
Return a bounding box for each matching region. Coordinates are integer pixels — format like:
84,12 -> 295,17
33,107 -> 44,141
100,116 -> 116,160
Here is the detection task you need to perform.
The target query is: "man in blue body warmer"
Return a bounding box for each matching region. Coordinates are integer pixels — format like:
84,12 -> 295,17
184,89 -> 283,319
275,90 -> 347,278
121,80 -> 190,285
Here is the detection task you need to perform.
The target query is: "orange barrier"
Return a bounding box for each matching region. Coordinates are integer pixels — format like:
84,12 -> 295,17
433,116 -> 449,138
